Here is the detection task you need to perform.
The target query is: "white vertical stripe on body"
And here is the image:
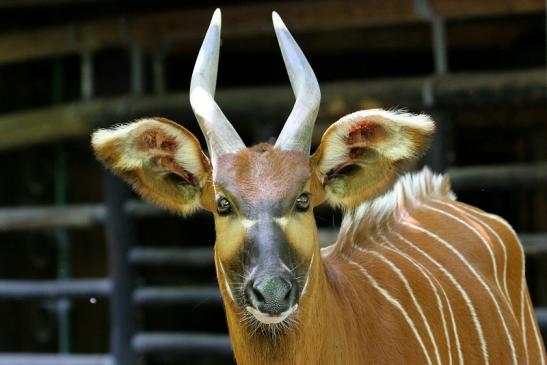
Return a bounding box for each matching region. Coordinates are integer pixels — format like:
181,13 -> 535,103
403,220 -> 518,365
375,234 -> 458,365
358,246 -> 443,365
393,229 -> 489,364
342,254 -> 433,365
434,200 -> 510,300
455,203 -> 537,362
422,203 -> 503,296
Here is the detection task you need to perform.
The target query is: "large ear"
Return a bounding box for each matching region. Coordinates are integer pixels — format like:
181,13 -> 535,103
310,109 -> 434,208
91,117 -> 213,215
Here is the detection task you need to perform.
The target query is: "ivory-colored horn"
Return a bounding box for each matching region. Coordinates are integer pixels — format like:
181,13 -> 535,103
190,9 -> 245,166
272,11 -> 321,155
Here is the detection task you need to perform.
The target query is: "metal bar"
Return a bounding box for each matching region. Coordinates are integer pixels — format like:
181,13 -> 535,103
133,286 -> 221,307
132,332 -> 232,356
80,49 -> 94,101
55,145 -> 72,353
129,247 -> 214,267
448,163 -> 547,190
152,50 -> 166,95
103,173 -> 137,365
0,279 -> 110,300
0,201 -> 167,231
520,234 -> 547,255
130,42 -> 144,97
414,0 -> 448,75
0,354 -> 113,365
0,204 -> 105,231
431,17 -> 448,75
537,307 -> 547,339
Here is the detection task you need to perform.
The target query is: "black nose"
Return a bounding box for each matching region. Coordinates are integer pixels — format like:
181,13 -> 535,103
246,276 -> 297,315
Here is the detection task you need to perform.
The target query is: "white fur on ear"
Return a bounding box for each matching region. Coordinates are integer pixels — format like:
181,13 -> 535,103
92,118 -> 208,177
91,117 -> 212,215
316,109 -> 434,176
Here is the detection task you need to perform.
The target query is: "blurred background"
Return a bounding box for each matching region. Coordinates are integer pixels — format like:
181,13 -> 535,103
0,1 -> 545,364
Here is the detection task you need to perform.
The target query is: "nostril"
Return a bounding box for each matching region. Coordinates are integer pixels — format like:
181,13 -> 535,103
252,286 -> 265,303
245,280 -> 265,307
283,280 -> 293,300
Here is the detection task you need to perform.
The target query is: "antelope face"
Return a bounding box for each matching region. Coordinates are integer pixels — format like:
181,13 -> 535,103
213,145 -> 321,323
91,9 -> 434,333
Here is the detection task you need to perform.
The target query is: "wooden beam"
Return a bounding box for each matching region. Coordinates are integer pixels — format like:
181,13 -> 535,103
1,68 -> 543,151
433,0 -> 545,18
0,0 -> 544,64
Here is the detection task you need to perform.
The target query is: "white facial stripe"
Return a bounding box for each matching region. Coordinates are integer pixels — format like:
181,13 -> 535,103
241,218 -> 258,229
218,260 -> 236,303
246,304 -> 298,324
300,253 -> 315,298
274,216 -> 288,228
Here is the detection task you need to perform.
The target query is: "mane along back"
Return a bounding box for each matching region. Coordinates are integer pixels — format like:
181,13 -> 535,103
325,167 -> 455,255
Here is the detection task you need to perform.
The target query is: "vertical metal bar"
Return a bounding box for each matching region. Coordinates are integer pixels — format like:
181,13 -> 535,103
103,172 -> 137,365
130,42 -> 144,96
423,111 -> 450,172
152,50 -> 166,95
80,49 -> 94,101
414,0 -> 450,173
431,18 -> 448,75
414,0 -> 449,75
52,58 -> 72,353
55,145 -> 72,353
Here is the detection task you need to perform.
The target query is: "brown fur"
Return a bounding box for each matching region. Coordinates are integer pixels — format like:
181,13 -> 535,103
218,195 -> 546,364
215,144 -> 311,204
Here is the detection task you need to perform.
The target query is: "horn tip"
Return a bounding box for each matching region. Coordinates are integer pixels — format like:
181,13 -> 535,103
272,11 -> 286,31
212,8 -> 222,27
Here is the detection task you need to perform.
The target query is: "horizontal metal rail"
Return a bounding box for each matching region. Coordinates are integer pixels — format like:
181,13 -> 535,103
1,162 -> 546,231
133,286 -> 221,307
0,354 -> 113,365
0,200 -> 166,231
129,247 -> 214,268
0,279 -> 111,300
132,332 -> 232,357
520,234 -> 547,256
448,163 -> 547,190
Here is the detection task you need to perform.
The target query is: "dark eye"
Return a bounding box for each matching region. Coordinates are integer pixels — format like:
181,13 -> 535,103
295,194 -> 310,212
217,197 -> 233,216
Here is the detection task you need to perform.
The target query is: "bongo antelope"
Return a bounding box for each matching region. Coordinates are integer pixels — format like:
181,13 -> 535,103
91,9 -> 546,365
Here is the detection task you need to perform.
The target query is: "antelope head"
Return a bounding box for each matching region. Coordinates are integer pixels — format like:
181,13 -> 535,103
91,10 -> 434,333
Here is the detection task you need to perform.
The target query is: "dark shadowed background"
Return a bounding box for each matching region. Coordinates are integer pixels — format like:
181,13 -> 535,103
0,1 -> 545,364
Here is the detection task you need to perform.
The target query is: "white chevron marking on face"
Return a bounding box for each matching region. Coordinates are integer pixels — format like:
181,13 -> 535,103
274,217 -> 288,228
241,218 -> 258,229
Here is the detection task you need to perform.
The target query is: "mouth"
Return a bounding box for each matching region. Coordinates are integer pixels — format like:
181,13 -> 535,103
246,304 -> 298,324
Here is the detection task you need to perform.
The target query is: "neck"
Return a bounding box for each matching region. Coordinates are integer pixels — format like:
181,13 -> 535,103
218,249 -> 362,365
